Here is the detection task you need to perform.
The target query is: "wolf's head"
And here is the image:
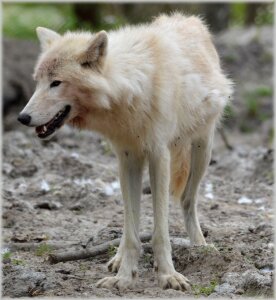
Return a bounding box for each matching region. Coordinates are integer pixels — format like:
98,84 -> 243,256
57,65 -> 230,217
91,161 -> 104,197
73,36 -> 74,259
18,27 -> 111,139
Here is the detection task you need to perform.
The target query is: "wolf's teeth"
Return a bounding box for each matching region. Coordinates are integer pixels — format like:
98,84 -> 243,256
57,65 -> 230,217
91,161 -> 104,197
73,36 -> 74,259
43,126 -> 47,132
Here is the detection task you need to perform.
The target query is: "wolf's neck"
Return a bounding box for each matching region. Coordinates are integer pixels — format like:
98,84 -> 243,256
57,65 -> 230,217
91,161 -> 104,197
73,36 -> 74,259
104,34 -> 155,104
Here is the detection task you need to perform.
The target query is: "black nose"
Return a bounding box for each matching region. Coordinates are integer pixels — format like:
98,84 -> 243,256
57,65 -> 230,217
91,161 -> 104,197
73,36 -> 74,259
17,113 -> 31,126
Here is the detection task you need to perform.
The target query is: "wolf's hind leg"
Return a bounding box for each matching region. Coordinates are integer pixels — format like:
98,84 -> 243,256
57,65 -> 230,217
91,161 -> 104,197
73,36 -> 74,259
96,150 -> 144,291
181,124 -> 215,246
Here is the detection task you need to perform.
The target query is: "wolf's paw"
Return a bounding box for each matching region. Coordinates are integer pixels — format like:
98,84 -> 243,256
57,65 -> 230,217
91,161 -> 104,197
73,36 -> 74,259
96,275 -> 134,291
107,255 -> 122,273
158,272 -> 191,292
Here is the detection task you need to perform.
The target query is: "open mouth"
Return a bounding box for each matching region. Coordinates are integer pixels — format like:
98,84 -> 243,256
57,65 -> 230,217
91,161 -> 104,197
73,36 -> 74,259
35,105 -> 71,139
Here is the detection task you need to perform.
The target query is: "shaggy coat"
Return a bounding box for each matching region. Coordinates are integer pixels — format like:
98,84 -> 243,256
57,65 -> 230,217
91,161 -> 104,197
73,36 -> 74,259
19,13 -> 233,292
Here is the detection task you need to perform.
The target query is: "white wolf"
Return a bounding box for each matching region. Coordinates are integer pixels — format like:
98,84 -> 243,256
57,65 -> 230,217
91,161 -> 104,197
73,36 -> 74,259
18,13 -> 233,291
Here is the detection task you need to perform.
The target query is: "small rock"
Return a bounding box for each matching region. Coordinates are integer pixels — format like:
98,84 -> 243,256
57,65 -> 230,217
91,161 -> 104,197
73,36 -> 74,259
35,201 -> 62,210
259,265 -> 273,274
238,196 -> 253,204
255,222 -> 271,233
70,152 -> 79,159
214,283 -> 235,294
2,267 -> 52,297
210,204 -> 219,210
69,202 -> 84,211
248,226 -> 255,233
170,237 -> 190,247
40,180 -> 50,192
56,269 -> 71,275
209,159 -> 217,165
94,227 -> 123,245
235,288 -> 244,294
267,243 -> 274,249
222,272 -> 240,287
241,269 -> 272,290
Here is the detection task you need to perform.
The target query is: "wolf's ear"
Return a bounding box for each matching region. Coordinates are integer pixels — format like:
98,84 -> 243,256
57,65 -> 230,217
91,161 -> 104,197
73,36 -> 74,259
80,31 -> 108,69
36,27 -> 60,51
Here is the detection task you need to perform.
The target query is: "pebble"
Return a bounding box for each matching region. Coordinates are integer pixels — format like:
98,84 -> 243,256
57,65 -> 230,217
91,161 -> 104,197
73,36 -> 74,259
35,201 -> 62,210
238,196 -> 253,204
241,269 -> 272,290
3,267 -> 56,297
214,283 -> 235,294
40,180 -> 50,192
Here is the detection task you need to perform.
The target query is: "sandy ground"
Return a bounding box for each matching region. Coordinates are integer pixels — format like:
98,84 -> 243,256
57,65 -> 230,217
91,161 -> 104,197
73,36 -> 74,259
2,125 -> 274,298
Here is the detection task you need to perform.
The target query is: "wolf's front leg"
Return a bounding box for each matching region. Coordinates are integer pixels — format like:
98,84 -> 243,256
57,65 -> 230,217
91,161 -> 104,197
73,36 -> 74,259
149,147 -> 191,292
96,150 -> 144,291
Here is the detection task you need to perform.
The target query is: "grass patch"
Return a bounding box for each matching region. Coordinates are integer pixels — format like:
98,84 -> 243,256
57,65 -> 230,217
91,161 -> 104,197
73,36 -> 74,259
254,86 -> 273,97
2,251 -> 12,260
3,3 -> 77,39
2,250 -> 25,265
143,253 -> 152,265
239,123 -> 253,133
107,245 -> 117,258
246,96 -> 259,118
11,259 -> 25,266
100,140 -> 113,155
244,86 -> 272,120
224,104 -> 235,119
79,263 -> 89,271
192,279 -> 218,296
223,53 -> 238,64
35,243 -> 53,256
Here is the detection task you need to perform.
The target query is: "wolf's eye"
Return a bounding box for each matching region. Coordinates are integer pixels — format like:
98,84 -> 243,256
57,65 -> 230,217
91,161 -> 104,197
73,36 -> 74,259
50,80 -> 62,88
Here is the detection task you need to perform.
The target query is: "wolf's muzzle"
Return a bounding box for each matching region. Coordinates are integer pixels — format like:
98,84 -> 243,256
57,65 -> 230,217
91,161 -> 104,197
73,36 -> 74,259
17,113 -> 31,126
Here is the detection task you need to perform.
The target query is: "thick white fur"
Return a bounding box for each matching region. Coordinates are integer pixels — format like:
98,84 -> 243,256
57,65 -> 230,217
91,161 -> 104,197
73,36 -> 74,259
20,13 -> 233,292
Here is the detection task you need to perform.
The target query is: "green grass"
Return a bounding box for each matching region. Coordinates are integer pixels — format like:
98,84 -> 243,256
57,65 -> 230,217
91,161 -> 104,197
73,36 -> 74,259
143,253 -> 152,265
254,86 -> 273,97
35,243 -> 53,256
2,251 -> 12,260
100,140 -> 113,155
239,123 -> 253,133
246,96 -> 259,118
3,3 -> 127,39
224,104 -> 235,119
2,251 -> 25,265
230,3 -> 247,26
79,263 -> 89,271
3,3 -> 77,39
11,258 -> 25,266
254,4 -> 274,26
230,3 -> 273,27
192,279 -> 218,296
244,86 -> 272,120
107,245 -> 117,258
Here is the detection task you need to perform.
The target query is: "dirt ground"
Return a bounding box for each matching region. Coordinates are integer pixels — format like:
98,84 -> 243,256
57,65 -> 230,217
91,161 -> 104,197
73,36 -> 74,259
2,25 -> 274,298
2,125 -> 274,298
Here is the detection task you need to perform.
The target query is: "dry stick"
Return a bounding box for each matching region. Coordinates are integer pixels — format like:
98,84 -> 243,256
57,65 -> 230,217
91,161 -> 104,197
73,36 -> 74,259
7,241 -> 80,251
48,233 -> 152,264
